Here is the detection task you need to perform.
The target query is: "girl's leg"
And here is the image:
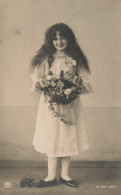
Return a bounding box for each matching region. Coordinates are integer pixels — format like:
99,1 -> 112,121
44,156 -> 59,181
61,156 -> 72,181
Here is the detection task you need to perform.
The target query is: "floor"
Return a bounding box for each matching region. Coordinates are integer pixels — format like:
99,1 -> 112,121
0,166 -> 121,195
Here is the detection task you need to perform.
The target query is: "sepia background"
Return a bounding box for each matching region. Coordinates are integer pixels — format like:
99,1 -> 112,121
0,0 -> 121,162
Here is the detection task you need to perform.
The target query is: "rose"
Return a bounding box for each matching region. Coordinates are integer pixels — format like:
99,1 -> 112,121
59,82 -> 64,88
50,81 -> 56,87
46,75 -> 52,80
65,57 -> 76,66
64,88 -> 72,96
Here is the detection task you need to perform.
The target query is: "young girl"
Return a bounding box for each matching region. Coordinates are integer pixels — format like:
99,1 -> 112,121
31,23 -> 92,188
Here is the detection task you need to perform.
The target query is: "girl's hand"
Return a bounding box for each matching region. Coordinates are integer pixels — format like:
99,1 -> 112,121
83,83 -> 93,93
31,82 -> 40,92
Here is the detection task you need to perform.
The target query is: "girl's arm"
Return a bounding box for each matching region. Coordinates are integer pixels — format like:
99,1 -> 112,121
79,67 -> 93,94
30,62 -> 45,92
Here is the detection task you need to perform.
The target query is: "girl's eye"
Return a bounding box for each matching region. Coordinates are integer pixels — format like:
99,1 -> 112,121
53,38 -> 57,41
60,37 -> 65,40
53,37 -> 66,41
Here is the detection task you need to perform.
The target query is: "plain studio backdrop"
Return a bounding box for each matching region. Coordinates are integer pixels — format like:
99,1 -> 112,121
0,0 -> 121,161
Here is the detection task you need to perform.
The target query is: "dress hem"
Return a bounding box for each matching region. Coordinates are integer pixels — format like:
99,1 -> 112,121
32,144 -> 90,157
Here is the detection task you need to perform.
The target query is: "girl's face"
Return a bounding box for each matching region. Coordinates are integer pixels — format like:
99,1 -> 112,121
53,31 -> 68,51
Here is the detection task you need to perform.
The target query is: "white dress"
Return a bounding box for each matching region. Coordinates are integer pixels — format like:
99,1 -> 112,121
31,56 -> 93,157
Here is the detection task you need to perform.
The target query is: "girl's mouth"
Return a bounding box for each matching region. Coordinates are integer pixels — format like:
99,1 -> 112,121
57,44 -> 64,47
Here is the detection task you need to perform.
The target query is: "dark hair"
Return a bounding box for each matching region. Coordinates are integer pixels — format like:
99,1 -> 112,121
31,23 -> 90,73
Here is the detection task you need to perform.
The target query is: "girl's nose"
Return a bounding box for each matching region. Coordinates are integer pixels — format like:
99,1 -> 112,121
57,39 -> 61,44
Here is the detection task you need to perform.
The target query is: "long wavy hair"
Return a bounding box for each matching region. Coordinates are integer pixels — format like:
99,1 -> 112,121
31,23 -> 90,73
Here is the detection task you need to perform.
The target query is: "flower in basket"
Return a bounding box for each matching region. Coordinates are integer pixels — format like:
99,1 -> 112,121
35,68 -> 88,126
46,75 -> 52,80
64,88 -> 73,98
65,57 -> 76,66
50,80 -> 56,87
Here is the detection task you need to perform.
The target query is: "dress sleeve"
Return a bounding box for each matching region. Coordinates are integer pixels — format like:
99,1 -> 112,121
79,67 -> 93,94
30,61 -> 45,92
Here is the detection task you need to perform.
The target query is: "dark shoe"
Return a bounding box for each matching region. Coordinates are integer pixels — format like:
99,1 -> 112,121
37,178 -> 57,188
60,177 -> 78,187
